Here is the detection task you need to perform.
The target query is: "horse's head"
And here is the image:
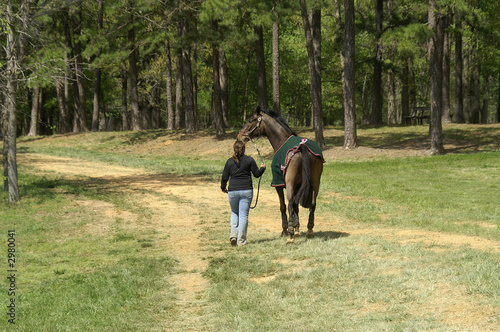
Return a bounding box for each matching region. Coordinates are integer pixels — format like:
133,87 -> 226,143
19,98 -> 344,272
237,106 -> 266,143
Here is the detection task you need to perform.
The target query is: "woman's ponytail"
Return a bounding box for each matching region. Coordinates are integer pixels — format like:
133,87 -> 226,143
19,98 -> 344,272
232,141 -> 245,165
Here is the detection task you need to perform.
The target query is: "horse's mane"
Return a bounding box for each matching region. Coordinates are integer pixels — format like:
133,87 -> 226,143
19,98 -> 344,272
261,108 -> 296,136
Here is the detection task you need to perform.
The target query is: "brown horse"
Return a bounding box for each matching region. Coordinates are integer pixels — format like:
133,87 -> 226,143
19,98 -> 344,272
237,106 -> 324,244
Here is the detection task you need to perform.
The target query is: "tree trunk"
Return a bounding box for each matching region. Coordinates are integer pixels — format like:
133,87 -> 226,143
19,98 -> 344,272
463,48 -> 470,122
343,0 -> 357,149
175,55 -> 184,130
361,72 -> 370,124
99,99 -> 106,131
480,77 -> 489,124
254,25 -> 269,110
175,28 -> 184,130
212,20 -> 225,137
163,2 -> 175,130
243,52 -> 252,123
371,0 -> 383,125
409,57 -> 417,119
27,86 -> 42,136
497,72 -> 500,123
401,58 -> 410,123
74,6 -> 88,132
51,13 -> 70,134
151,91 -> 160,129
129,45 -> 140,131
55,78 -> 70,133
441,12 -> 452,124
71,60 -> 81,133
180,19 -> 196,133
334,0 -> 345,127
428,0 -> 444,155
165,38 -> 175,130
121,64 -> 129,130
141,99 -> 150,129
4,78 -> 21,203
92,66 -> 102,131
192,21 -> 199,127
61,9 -> 80,133
469,48 -> 481,124
4,0 -> 23,203
454,14 -> 464,123
63,35 -> 70,131
311,8 -> 324,147
129,4 -> 140,131
387,67 -> 396,124
220,48 -> 229,127
2,105 -> 8,192
272,6 -> 280,113
92,0 -> 104,132
300,0 -> 324,148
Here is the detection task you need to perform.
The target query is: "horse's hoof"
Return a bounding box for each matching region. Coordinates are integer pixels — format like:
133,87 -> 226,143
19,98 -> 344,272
306,230 -> 314,239
286,238 -> 295,245
281,230 -> 288,237
294,230 -> 302,237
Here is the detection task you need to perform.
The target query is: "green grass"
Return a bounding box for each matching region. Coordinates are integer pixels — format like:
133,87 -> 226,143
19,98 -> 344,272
18,257 -> 177,331
204,235 -> 499,331
1,168 -> 178,331
320,152 -> 500,239
3,125 -> 499,331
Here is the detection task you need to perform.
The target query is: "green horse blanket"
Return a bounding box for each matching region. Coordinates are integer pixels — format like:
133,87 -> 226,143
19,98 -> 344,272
271,135 -> 325,187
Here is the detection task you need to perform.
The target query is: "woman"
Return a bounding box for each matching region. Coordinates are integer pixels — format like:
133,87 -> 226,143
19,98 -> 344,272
221,140 -> 266,246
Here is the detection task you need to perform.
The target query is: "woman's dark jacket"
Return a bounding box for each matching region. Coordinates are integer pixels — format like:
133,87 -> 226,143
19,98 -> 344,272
221,155 -> 265,192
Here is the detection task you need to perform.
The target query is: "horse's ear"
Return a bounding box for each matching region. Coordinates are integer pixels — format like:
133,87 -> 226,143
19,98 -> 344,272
255,105 -> 262,115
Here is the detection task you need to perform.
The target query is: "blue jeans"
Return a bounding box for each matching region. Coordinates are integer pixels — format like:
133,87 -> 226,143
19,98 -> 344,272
228,189 -> 253,245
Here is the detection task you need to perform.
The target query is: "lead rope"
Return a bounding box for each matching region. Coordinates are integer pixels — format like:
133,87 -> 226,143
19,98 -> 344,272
250,139 -> 264,210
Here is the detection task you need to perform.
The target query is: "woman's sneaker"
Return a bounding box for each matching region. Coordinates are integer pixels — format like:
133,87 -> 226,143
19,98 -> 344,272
230,237 -> 237,246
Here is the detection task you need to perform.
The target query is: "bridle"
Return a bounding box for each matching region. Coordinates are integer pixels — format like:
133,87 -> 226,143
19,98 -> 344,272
246,116 -> 262,141
244,116 -> 264,210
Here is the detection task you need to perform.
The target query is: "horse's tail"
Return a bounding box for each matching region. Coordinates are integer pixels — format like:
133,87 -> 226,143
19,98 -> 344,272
294,144 -> 314,208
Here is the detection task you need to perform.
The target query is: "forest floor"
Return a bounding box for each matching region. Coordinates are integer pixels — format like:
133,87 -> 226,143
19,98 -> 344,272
89,125 -> 500,162
16,123 -> 500,330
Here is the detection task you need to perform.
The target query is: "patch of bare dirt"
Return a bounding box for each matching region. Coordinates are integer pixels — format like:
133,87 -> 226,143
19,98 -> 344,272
410,282 -> 500,331
346,227 -> 500,253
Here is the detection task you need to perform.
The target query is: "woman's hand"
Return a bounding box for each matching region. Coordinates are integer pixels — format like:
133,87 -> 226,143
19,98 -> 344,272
261,163 -> 266,169
222,188 -> 228,193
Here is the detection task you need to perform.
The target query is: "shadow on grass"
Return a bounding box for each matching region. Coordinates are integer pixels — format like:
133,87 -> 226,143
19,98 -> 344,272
321,124 -> 499,153
18,146 -> 33,153
19,176 -> 65,203
254,230 -> 350,245
121,128 -> 240,145
123,129 -> 174,145
63,174 -> 212,198
314,230 -> 350,240
16,168 -> 216,205
18,136 -> 48,143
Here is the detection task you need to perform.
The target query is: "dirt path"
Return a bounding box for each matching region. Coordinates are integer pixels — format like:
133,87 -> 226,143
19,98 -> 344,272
21,153 -> 227,330
19,152 -> 500,330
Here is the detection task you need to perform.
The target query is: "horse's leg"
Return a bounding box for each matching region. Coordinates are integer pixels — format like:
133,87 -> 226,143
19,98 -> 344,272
306,204 -> 316,238
293,202 -> 301,237
286,187 -> 300,244
307,157 -> 323,239
285,155 -> 302,244
287,201 -> 298,244
275,187 -> 288,237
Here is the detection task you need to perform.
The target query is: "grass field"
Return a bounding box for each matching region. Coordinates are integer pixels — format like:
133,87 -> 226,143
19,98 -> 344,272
1,124 -> 499,331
